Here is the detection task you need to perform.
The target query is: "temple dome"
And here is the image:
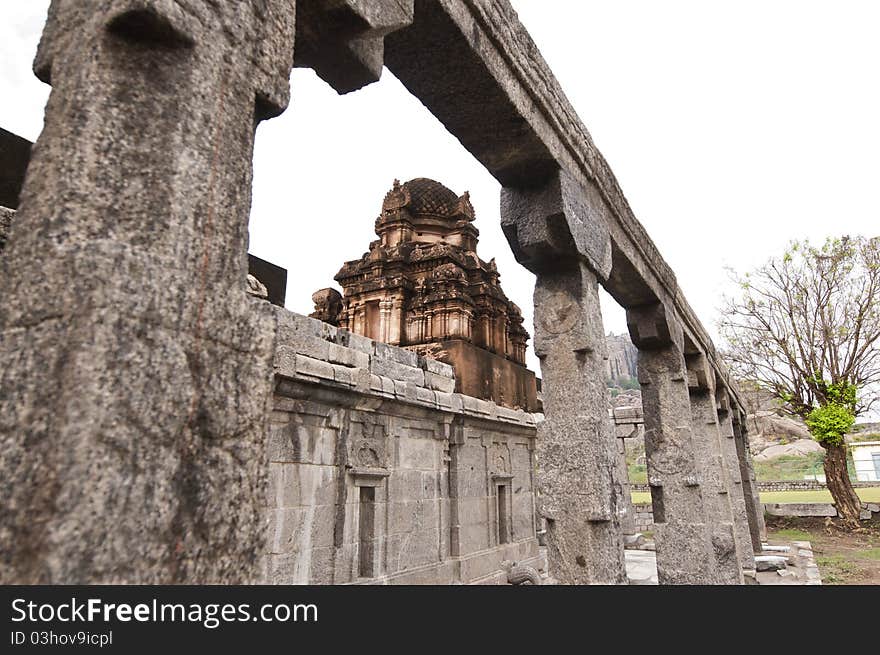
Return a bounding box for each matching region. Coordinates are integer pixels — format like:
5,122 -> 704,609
402,178 -> 458,216
382,177 -> 474,221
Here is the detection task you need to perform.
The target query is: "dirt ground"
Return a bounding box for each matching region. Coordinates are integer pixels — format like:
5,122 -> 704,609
765,516 -> 880,585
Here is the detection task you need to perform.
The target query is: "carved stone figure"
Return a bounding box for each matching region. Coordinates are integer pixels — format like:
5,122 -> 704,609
310,287 -> 343,324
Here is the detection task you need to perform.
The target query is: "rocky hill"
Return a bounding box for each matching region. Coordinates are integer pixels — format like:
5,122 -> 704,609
606,332 -> 638,385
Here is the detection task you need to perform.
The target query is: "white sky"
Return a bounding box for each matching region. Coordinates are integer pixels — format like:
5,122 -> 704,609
2,1 -> 878,377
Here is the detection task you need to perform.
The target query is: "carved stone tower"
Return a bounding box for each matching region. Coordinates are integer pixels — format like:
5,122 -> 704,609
312,177 -> 538,411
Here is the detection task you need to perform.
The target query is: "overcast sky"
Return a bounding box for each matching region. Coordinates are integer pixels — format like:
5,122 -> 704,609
2,1 -> 878,376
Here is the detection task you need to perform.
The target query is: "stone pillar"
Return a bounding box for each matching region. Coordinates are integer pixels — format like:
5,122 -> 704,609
733,412 -> 767,548
0,1 -> 295,583
387,296 -> 404,345
501,171 -> 627,584
379,297 -> 393,344
627,304 -> 718,584
447,419 -> 464,559
685,354 -> 744,583
530,264 -> 627,582
615,428 -> 639,540
716,390 -> 758,569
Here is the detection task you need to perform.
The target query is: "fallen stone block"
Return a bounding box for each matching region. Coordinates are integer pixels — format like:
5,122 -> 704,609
764,503 -> 837,517
624,533 -> 646,550
755,555 -> 788,571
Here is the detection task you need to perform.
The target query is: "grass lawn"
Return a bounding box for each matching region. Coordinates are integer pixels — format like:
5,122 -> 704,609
631,487 -> 880,505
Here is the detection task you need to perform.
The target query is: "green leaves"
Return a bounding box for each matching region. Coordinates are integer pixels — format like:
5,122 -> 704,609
803,376 -> 857,445
805,402 -> 855,447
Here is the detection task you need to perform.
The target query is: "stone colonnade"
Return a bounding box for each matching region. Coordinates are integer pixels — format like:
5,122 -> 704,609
0,0 -> 763,583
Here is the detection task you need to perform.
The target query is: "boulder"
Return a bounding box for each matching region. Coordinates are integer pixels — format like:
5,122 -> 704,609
753,439 -> 823,461
750,411 -> 812,442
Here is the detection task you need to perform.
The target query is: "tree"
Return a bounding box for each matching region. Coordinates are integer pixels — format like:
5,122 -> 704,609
719,236 -> 880,527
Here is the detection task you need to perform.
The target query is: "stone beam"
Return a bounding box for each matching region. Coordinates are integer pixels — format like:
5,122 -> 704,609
0,0 -> 296,583
627,303 -> 718,584
685,353 -> 745,583
383,0 -> 748,415
294,0 -> 414,93
500,173 -> 626,583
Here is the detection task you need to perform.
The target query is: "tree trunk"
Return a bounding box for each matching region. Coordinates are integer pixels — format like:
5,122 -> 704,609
823,443 -> 862,528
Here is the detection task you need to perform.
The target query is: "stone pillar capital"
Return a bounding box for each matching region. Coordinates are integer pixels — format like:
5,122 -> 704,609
626,302 -> 684,352
715,386 -> 733,415
500,169 -> 612,280
294,0 -> 414,93
685,351 -> 716,394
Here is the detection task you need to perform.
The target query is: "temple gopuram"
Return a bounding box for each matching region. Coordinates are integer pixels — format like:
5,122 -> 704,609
312,177 -> 539,411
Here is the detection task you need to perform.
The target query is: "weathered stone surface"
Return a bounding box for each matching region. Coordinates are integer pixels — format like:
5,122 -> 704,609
755,555 -> 788,572
265,348 -> 542,584
294,0 -> 414,94
629,305 -> 717,584
687,387 -> 743,583
0,0 -> 295,584
246,273 -> 269,299
764,503 -> 838,518
501,167 -> 626,583
753,439 -> 823,461
616,433 -> 638,538
715,396 -> 758,571
734,412 -> 768,546
501,169 -> 612,280
686,354 -> 745,583
530,263 -> 627,584
310,287 -> 342,324
0,206 -> 13,251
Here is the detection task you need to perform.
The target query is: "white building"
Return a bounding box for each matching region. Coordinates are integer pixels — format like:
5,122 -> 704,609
850,441 -> 880,482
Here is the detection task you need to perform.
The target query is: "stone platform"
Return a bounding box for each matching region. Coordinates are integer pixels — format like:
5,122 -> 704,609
625,540 -> 821,585
625,550 -> 658,585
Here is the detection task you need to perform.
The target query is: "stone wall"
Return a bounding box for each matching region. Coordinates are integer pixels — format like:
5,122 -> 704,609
632,503 -> 655,534
631,479 -> 878,494
758,479 -> 879,492
265,309 -> 544,584
636,500 -> 880,524
765,503 -> 880,521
